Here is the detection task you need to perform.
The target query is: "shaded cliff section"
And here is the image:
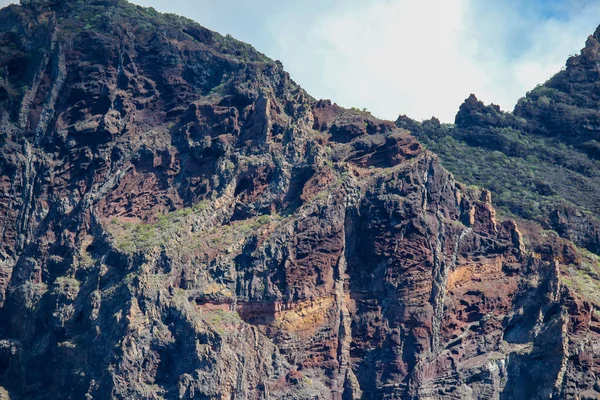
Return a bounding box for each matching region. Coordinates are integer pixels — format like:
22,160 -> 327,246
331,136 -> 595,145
0,1 -> 599,399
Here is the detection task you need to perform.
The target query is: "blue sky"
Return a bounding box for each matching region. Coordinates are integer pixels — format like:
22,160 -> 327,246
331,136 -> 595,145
2,0 -> 600,121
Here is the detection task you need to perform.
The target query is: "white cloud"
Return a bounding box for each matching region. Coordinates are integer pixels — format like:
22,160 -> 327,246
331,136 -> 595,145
268,0 -> 600,122
269,0 -> 483,121
461,0 -> 600,117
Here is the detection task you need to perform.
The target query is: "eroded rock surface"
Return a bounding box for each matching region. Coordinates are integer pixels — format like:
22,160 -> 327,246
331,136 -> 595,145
0,1 -> 599,399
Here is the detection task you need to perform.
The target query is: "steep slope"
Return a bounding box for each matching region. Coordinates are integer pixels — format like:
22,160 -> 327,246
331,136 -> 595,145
398,28 -> 600,256
0,1 -> 599,399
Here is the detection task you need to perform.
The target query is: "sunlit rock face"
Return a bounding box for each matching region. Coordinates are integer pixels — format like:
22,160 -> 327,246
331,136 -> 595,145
0,1 -> 599,399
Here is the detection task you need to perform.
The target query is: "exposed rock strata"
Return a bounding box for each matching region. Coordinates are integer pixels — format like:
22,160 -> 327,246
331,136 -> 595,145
0,1 -> 598,399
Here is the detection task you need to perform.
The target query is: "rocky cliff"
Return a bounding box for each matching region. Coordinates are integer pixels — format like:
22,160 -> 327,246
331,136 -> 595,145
0,1 -> 599,399
398,27 -> 600,257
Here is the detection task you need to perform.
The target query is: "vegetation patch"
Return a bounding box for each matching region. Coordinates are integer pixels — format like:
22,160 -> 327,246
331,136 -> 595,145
409,122 -> 599,222
202,309 -> 242,335
107,201 -> 281,257
562,246 -> 600,305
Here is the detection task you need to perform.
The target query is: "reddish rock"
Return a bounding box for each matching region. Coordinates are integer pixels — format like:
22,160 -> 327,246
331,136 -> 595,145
0,1 -> 598,400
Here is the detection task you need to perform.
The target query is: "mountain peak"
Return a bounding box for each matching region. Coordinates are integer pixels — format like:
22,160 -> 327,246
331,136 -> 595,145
19,0 -> 117,8
1,2 -> 600,399
454,93 -> 512,128
19,0 -> 59,7
19,0 -> 77,10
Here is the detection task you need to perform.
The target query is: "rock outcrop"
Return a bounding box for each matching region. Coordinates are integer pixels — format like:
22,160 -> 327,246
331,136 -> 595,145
0,1 -> 599,399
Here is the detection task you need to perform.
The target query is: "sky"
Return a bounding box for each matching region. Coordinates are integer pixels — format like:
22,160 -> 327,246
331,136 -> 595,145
2,0 -> 600,122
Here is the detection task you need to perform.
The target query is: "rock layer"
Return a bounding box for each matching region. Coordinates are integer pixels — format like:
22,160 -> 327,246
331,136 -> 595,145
0,1 -> 599,399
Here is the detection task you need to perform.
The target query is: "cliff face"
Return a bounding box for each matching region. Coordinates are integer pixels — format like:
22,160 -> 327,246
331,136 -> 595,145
399,27 -> 600,257
0,1 -> 599,399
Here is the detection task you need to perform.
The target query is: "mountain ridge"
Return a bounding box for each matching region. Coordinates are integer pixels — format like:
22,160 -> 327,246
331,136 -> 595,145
0,1 -> 599,399
401,25 -> 600,257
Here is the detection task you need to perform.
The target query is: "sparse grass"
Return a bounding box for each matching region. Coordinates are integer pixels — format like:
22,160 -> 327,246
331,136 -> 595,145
52,0 -> 273,64
182,213 -> 280,254
416,132 -> 598,222
107,198 -> 282,257
79,251 -> 94,268
202,309 -> 242,334
108,204 -> 201,253
562,245 -> 600,305
52,277 -> 80,301
311,170 -> 350,203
